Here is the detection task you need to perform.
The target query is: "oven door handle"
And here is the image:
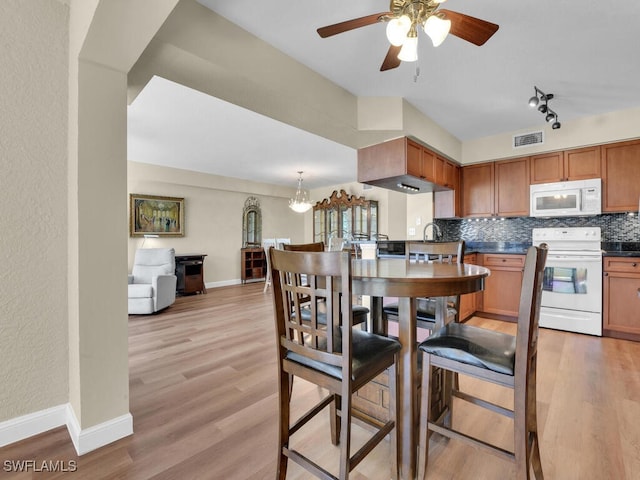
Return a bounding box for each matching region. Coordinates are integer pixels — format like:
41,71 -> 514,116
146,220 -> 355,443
546,255 -> 602,263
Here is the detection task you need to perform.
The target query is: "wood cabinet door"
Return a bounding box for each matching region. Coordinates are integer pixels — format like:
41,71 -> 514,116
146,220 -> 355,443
530,152 -> 564,183
602,139 -> 640,212
458,254 -> 478,320
478,254 -> 525,318
433,155 -> 446,185
565,145 -> 601,180
494,157 -> 530,216
406,139 -> 422,178
420,146 -> 437,182
462,163 -> 494,217
604,269 -> 640,339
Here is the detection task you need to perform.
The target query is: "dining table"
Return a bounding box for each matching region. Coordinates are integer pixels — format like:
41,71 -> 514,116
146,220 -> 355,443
350,257 -> 490,480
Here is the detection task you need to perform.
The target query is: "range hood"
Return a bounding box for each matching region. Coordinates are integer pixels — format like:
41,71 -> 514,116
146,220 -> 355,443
357,136 -> 454,194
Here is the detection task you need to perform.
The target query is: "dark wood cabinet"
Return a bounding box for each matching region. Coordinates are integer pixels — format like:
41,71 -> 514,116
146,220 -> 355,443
175,254 -> 207,295
241,247 -> 266,283
603,257 -> 640,341
312,190 -> 378,245
602,139 -> 640,212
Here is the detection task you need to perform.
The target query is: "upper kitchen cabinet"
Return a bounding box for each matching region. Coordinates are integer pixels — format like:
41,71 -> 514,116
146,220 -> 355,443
530,146 -> 601,184
462,163 -> 494,217
461,157 -> 529,217
358,137 -> 455,194
602,139 -> 640,212
434,159 -> 461,218
495,157 -> 531,216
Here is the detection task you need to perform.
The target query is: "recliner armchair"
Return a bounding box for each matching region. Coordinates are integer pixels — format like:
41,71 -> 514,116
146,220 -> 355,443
128,248 -> 177,314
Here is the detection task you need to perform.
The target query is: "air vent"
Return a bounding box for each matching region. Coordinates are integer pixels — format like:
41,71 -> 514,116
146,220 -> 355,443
513,131 -> 544,148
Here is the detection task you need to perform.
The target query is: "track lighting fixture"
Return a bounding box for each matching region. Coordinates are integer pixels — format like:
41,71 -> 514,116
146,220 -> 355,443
528,86 -> 561,130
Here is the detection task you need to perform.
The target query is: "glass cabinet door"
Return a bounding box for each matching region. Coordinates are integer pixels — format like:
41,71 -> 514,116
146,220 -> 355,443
312,190 -> 378,247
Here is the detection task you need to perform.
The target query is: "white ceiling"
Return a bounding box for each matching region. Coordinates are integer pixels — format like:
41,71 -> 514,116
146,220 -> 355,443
127,0 -> 640,189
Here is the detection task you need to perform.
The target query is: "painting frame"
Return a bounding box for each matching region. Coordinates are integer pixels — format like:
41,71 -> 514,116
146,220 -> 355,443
129,194 -> 185,237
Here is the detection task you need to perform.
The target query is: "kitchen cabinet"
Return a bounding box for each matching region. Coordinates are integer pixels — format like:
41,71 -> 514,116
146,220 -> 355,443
357,136 -> 457,194
530,146 -> 601,184
495,157 -> 530,216
478,253 -> 525,319
461,157 -> 529,217
434,160 -> 461,219
602,139 -> 640,212
603,257 -> 640,341
458,253 -> 479,321
462,163 -> 494,217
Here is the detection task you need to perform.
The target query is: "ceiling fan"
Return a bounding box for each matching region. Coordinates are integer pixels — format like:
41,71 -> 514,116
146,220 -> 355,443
317,0 -> 499,71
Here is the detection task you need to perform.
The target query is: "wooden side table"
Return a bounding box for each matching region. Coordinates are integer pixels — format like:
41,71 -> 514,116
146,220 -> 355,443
175,254 -> 207,295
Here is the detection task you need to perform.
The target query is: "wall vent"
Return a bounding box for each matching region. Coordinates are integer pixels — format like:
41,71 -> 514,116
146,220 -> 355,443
513,131 -> 544,148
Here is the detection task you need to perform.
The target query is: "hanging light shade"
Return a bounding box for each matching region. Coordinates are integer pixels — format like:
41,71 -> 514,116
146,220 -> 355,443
423,15 -> 451,47
398,31 -> 418,62
289,171 -> 312,213
386,15 -> 411,46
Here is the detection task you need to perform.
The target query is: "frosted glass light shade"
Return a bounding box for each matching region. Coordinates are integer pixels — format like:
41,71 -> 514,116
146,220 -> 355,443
423,15 -> 451,47
386,15 -> 411,46
398,36 -> 418,62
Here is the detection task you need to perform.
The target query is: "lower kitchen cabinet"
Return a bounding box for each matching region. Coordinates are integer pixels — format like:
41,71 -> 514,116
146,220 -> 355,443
478,253 -> 525,319
603,257 -> 640,341
459,253 -> 480,321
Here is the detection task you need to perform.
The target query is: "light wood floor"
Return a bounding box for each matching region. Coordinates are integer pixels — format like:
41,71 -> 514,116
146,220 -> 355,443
2,283 -> 640,479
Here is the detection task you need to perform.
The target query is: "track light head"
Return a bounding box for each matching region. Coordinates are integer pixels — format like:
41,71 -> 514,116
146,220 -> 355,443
528,86 -> 561,130
552,120 -> 561,129
538,104 -> 548,113
546,112 -> 555,122
528,95 -> 539,107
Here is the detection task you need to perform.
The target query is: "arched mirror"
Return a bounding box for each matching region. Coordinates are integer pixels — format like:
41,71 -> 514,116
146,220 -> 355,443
242,196 -> 262,247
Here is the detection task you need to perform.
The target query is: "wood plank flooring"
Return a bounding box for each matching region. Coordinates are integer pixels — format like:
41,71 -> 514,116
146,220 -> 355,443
1,283 -> 640,479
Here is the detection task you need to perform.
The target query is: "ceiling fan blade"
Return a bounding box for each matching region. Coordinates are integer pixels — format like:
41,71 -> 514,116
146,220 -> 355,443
439,9 -> 499,46
317,12 -> 390,38
380,45 -> 402,71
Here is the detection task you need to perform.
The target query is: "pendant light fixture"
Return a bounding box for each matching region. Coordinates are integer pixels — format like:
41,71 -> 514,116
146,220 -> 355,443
289,171 -> 312,213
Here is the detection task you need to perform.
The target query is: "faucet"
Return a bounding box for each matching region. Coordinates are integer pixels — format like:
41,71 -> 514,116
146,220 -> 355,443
423,222 -> 442,242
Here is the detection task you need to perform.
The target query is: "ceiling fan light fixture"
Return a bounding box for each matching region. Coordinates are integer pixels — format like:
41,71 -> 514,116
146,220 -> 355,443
424,15 -> 451,47
398,32 -> 418,62
386,15 -> 411,46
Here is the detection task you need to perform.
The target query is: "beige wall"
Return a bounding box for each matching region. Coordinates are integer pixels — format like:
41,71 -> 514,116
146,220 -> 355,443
0,0 -> 69,422
128,162 -> 305,285
462,105 -> 640,164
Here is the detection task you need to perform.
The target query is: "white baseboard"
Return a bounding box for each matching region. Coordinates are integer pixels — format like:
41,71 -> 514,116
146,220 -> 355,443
0,404 -> 67,448
65,405 -> 133,455
205,279 -> 242,289
0,404 -> 133,456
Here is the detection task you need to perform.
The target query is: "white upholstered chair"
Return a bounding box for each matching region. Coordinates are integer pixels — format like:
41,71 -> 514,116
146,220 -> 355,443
128,248 -> 177,314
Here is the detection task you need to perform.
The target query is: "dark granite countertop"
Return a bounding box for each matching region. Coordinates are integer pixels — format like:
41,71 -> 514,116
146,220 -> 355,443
464,241 -> 531,255
602,242 -> 640,257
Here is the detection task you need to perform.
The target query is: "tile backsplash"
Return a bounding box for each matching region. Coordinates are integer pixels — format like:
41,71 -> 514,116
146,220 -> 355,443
437,213 -> 640,243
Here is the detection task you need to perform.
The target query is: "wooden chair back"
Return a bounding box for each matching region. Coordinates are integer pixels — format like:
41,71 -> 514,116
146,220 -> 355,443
405,240 -> 465,263
270,249 -> 352,371
282,241 -> 325,252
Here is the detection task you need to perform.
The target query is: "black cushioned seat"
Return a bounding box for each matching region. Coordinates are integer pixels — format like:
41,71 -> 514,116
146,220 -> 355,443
299,304 -> 369,327
418,322 -> 516,376
383,298 -> 456,325
287,327 -> 401,381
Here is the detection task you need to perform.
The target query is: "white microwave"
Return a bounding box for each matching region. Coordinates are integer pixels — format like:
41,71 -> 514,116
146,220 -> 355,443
530,178 -> 601,217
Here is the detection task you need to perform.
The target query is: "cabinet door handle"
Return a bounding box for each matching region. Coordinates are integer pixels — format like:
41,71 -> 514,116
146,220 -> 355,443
604,272 -> 609,277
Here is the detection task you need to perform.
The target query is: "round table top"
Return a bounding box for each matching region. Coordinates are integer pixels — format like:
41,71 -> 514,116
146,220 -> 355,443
350,258 -> 490,298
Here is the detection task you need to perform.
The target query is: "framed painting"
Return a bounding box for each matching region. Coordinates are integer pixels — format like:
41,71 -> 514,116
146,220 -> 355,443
129,194 -> 184,237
